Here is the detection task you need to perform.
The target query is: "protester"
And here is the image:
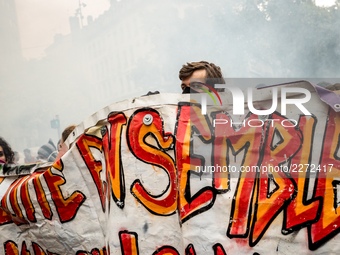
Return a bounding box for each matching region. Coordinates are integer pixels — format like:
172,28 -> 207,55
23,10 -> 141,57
61,125 -> 77,146
58,124 -> 76,151
57,124 -> 77,158
325,83 -> 340,92
13,151 -> 20,164
0,137 -> 15,164
179,61 -> 225,94
24,148 -> 36,163
37,139 -> 58,163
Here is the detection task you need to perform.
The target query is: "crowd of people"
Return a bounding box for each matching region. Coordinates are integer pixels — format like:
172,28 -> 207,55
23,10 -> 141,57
3,60 -> 339,167
0,124 -> 76,166
1,61 -> 223,166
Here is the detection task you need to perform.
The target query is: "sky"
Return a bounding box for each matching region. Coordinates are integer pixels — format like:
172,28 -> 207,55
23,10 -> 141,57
14,0 -> 110,59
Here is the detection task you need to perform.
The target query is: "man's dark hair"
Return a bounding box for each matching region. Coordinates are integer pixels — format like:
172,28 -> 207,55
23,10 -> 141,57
179,61 -> 225,87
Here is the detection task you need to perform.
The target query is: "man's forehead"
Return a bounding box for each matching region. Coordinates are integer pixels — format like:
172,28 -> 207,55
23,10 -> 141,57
190,69 -> 207,81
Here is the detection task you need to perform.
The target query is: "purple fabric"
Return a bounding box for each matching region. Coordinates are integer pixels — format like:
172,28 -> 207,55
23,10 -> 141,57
257,80 -> 340,112
312,84 -> 340,112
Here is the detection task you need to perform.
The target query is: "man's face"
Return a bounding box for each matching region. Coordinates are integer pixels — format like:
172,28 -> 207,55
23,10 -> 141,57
0,146 -> 6,163
181,69 -> 207,93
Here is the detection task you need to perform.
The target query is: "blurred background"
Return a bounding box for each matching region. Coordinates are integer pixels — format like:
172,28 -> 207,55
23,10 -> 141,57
1,0 -> 340,157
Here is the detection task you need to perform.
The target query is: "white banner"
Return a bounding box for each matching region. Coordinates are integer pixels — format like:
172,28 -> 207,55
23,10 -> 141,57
1,83 -> 340,254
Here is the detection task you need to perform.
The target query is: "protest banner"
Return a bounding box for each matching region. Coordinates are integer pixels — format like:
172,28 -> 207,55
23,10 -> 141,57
0,81 -> 340,254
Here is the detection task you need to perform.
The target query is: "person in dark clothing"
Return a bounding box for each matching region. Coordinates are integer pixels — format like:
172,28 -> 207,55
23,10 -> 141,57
37,139 -> 57,163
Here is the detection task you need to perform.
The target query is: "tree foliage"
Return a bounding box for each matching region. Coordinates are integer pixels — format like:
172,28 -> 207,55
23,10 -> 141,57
237,0 -> 340,77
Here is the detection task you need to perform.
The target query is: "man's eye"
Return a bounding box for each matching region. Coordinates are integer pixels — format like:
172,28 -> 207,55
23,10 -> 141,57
190,82 -> 203,89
